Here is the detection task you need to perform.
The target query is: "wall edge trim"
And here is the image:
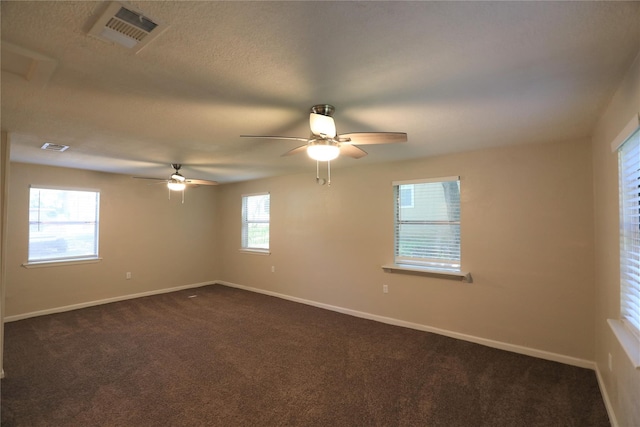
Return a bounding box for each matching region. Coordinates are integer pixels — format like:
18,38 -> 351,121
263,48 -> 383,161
594,363 -> 619,427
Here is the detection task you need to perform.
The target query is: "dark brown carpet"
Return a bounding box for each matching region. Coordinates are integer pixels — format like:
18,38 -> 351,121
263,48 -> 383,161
1,285 -> 609,426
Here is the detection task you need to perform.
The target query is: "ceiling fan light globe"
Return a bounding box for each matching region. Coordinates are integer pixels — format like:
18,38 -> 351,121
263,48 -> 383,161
309,113 -> 337,138
167,181 -> 186,191
171,173 -> 186,182
307,144 -> 340,161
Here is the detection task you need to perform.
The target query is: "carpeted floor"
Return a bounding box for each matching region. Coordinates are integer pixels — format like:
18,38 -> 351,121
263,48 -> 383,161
1,284 -> 609,426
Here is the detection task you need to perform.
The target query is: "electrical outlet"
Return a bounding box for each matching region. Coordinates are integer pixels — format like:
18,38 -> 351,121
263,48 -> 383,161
126,272 -> 132,280
271,266 -> 275,273
608,353 -> 613,371
383,284 -> 389,294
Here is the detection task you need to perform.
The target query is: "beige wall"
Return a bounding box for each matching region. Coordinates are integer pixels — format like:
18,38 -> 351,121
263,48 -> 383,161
592,50 -> 640,427
4,162 -> 220,317
218,137 -> 595,361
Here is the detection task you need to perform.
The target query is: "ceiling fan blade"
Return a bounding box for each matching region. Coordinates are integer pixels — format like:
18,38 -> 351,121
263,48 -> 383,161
281,145 -> 308,157
240,135 -> 309,142
185,179 -> 219,186
338,132 -> 407,145
133,177 -> 168,182
340,144 -> 368,159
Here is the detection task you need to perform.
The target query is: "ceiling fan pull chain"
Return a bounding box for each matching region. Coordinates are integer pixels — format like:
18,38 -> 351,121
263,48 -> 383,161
182,189 -> 185,204
316,160 -> 329,186
327,160 -> 331,187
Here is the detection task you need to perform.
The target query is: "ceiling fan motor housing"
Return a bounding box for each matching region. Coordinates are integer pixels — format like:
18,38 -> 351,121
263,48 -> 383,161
310,104 -> 335,117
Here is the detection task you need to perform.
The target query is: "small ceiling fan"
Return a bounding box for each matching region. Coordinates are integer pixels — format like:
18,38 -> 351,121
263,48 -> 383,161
241,104 -> 407,162
134,164 -> 218,202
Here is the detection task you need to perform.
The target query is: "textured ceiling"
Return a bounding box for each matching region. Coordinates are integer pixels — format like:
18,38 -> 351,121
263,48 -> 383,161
2,1 -> 640,183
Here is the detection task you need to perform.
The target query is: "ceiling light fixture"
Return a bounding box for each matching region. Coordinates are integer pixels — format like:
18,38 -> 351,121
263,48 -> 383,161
307,105 -> 340,161
170,172 -> 186,182
167,179 -> 186,191
309,112 -> 336,138
307,140 -> 340,161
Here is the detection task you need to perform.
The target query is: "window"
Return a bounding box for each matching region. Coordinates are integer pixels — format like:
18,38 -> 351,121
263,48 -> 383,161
618,126 -> 640,338
393,177 -> 460,271
241,193 -> 270,252
28,187 -> 100,263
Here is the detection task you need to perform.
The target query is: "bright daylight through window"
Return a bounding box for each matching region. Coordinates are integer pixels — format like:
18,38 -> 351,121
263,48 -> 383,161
393,177 -> 460,271
241,193 -> 270,252
28,187 -> 100,263
618,126 -> 640,338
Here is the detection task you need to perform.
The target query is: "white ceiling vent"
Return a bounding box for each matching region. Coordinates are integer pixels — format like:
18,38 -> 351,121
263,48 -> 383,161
41,143 -> 70,152
88,2 -> 168,53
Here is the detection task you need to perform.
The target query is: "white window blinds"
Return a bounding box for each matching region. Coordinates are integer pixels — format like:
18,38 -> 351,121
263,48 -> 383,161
618,126 -> 640,335
393,177 -> 460,271
28,187 -> 100,262
241,193 -> 270,250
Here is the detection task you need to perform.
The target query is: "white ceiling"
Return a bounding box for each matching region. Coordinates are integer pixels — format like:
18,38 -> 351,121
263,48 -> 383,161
2,1 -> 639,183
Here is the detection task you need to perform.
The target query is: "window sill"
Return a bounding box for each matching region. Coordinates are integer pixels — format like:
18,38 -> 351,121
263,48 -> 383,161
608,319 -> 640,369
239,248 -> 271,256
382,264 -> 472,283
22,257 -> 102,269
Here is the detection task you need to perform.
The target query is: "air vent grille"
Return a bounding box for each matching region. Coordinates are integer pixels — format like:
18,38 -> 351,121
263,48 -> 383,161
88,2 -> 168,52
41,143 -> 69,152
115,7 -> 158,32
105,16 -> 149,42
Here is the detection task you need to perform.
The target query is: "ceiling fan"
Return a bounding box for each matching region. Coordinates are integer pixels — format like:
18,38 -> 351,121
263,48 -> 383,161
241,104 -> 407,162
134,164 -> 218,202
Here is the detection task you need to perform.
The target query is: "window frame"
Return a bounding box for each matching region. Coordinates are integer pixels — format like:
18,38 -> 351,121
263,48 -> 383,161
25,185 -> 101,267
609,113 -> 640,369
617,126 -> 640,339
240,192 -> 270,254
392,176 -> 462,273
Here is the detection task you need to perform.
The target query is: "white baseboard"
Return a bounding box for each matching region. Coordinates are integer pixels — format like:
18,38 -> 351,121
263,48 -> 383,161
216,280 -> 596,370
594,364 -> 618,427
3,281 -> 216,322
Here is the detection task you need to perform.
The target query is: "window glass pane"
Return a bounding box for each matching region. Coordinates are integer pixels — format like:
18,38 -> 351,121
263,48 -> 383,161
246,194 -> 270,221
397,223 -> 461,261
242,193 -> 270,250
28,188 -> 100,262
618,127 -> 640,335
394,179 -> 460,270
247,223 -> 269,249
399,185 -> 414,208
